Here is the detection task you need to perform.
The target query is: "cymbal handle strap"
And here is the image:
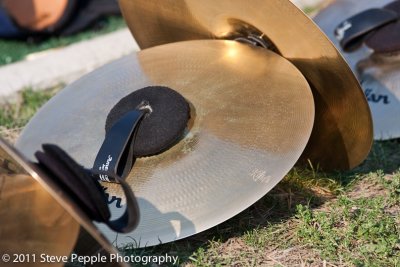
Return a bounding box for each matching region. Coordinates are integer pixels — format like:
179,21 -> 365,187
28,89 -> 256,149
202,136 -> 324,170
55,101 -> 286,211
34,143 -> 140,233
103,175 -> 140,233
92,109 -> 146,183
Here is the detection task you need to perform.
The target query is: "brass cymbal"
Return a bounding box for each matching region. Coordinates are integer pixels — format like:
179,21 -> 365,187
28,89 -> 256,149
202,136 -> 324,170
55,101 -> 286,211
0,144 -> 79,267
0,138 -> 128,267
0,177 -> 76,267
119,0 -> 373,170
17,40 -> 315,246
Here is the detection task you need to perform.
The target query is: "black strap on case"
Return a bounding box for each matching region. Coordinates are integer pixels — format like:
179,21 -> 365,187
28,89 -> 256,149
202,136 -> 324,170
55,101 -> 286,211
335,8 -> 398,51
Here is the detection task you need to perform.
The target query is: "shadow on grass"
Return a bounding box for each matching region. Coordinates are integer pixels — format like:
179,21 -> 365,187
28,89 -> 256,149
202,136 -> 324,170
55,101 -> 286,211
355,139 -> 400,175
122,140 -> 400,265
121,169 -> 339,265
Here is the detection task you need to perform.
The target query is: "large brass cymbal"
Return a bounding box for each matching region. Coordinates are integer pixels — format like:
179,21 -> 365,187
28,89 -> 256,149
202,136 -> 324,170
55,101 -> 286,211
119,0 -> 373,170
0,138 -> 128,267
0,177 -> 77,267
17,40 -> 315,246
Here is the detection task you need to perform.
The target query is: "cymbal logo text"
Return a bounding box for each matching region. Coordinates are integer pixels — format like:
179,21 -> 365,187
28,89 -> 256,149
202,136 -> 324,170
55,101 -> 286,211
98,155 -> 113,182
364,89 -> 390,105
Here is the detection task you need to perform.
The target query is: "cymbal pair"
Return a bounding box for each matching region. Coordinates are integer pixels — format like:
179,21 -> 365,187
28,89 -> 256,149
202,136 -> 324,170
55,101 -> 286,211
2,0 -> 372,250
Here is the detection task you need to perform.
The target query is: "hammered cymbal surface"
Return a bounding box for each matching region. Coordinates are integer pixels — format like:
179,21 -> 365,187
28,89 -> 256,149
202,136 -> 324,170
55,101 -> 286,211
17,40 -> 314,247
119,0 -> 373,170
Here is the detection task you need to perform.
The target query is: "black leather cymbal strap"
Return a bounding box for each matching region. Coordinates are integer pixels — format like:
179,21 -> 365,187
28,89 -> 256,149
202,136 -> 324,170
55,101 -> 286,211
335,8 -> 398,51
104,174 -> 140,232
35,144 -> 140,233
92,109 -> 147,183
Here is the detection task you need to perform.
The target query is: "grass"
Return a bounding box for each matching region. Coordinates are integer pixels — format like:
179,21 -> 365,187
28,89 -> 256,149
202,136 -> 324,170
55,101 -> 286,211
0,16 -> 126,66
0,87 -> 59,143
118,141 -> 399,266
296,189 -> 399,266
0,88 -> 56,128
303,6 -> 320,15
1,89 -> 399,266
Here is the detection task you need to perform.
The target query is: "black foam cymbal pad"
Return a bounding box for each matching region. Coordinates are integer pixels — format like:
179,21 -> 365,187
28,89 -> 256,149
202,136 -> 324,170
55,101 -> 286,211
106,86 -> 190,157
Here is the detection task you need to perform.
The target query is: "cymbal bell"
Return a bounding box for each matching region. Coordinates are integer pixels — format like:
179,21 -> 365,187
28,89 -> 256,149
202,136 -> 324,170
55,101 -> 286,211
119,0 -> 373,170
0,138 -> 129,267
17,40 -> 315,246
